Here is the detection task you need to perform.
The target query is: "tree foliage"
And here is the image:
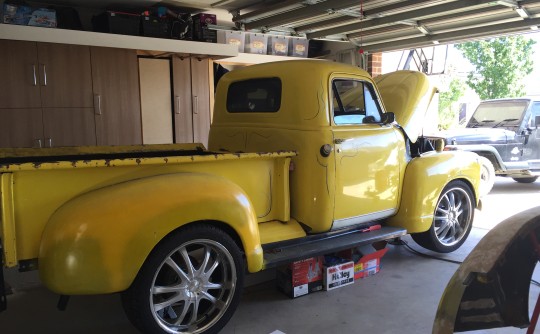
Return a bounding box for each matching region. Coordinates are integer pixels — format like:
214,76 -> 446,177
438,78 -> 465,130
455,36 -> 535,99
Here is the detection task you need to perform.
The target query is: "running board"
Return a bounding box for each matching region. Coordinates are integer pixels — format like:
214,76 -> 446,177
262,226 -> 406,269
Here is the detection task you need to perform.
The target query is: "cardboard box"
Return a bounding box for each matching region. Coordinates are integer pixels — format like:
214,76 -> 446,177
217,30 -> 245,52
2,4 -> 56,27
338,241 -> 388,280
276,256 -> 323,298
192,13 -> 217,43
323,258 -> 354,291
268,36 -> 289,56
289,37 -> 308,57
245,33 -> 268,54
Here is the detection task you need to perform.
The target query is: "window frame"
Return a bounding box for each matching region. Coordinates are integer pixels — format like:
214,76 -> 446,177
331,78 -> 384,126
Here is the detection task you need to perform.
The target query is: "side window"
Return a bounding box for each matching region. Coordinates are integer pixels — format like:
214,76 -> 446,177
532,102 -> 540,127
332,79 -> 382,125
227,78 -> 281,113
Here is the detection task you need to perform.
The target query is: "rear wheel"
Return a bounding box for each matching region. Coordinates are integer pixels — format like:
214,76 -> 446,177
411,180 -> 475,253
122,224 -> 244,334
478,156 -> 495,196
512,176 -> 538,183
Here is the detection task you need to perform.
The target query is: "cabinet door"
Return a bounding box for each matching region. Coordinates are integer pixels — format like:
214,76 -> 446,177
0,109 -> 44,148
191,58 -> 213,148
172,56 -> 194,143
42,108 -> 96,147
91,47 -> 142,145
0,40 -> 41,109
37,43 -> 93,108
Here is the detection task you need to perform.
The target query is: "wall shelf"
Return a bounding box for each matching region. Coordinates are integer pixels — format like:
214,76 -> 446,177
0,24 -> 238,59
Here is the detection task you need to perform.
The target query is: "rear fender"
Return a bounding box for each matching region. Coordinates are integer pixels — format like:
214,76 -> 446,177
433,206 -> 540,333
386,150 -> 480,233
39,173 -> 261,295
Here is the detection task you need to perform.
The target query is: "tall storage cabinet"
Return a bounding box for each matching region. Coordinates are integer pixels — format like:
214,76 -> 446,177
172,56 -> 213,148
91,47 -> 142,146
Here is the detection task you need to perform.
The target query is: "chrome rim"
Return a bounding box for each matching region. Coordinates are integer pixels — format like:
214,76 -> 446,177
434,187 -> 473,247
150,239 -> 237,334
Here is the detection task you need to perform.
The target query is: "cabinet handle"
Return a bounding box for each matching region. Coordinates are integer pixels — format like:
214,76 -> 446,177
193,95 -> 199,115
46,138 -> 52,148
175,96 -> 181,115
34,139 -> 42,148
32,64 -> 37,86
42,64 -> 47,86
94,94 -> 102,115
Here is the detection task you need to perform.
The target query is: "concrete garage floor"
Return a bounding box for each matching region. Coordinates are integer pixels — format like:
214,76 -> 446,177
2,177 -> 540,334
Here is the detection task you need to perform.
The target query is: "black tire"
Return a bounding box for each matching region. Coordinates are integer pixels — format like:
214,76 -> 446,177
122,224 -> 244,334
478,156 -> 495,197
512,176 -> 538,184
411,180 -> 475,253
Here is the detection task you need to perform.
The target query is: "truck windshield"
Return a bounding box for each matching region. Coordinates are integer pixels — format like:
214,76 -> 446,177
467,100 -> 528,128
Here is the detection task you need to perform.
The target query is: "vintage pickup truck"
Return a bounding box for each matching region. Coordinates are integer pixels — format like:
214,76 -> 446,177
0,60 -> 481,334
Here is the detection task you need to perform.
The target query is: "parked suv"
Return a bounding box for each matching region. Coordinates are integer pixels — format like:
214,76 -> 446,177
442,98 -> 540,195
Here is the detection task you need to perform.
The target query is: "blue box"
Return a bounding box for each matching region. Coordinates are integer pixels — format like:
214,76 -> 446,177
2,4 -> 56,28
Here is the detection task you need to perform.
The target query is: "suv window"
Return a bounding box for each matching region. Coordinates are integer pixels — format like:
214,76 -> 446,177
532,102 -> 540,127
227,78 -> 281,113
332,79 -> 382,125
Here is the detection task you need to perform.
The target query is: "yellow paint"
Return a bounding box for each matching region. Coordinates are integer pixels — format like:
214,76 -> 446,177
258,219 -> 306,245
1,173 -> 17,266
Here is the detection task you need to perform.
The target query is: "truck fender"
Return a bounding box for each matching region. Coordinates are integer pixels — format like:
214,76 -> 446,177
446,144 -> 506,171
386,150 -> 480,233
38,173 -> 262,295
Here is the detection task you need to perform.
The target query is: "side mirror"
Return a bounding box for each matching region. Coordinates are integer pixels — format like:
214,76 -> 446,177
382,112 -> 395,125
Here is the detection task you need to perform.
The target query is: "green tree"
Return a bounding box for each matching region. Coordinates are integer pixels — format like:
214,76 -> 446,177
455,36 -> 535,99
438,78 -> 465,130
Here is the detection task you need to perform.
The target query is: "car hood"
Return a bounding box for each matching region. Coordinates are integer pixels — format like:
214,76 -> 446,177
374,70 -> 437,143
440,127 -> 513,145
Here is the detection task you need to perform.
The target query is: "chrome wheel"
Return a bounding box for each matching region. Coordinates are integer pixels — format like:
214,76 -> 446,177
411,180 -> 475,253
151,239 -> 237,334
434,186 -> 473,247
122,225 -> 243,334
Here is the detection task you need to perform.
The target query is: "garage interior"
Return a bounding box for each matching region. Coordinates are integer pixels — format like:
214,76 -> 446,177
2,0 -> 540,333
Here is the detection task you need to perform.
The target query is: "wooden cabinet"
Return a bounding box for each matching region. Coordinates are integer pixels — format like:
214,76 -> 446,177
172,57 -> 213,147
91,47 -> 142,146
0,109 -> 43,148
0,40 -> 41,109
37,43 -> 93,108
42,108 -> 96,147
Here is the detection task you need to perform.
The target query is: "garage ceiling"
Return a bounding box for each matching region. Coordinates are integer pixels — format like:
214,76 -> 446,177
39,0 -> 540,53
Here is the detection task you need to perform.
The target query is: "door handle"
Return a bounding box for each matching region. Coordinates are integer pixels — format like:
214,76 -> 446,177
34,139 -> 42,148
46,138 -> 52,148
334,138 -> 345,144
193,95 -> 199,115
175,96 -> 181,115
40,64 -> 47,86
94,94 -> 102,115
32,64 -> 37,86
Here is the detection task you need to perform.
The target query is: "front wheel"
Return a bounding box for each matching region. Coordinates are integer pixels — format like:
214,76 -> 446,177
512,176 -> 538,183
122,224 -> 244,334
411,180 -> 475,253
478,156 -> 495,197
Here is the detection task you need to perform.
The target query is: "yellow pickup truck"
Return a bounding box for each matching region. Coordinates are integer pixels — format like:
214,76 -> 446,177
0,60 -> 480,334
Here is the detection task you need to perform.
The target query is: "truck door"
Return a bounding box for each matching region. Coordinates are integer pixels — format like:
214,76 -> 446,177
522,101 -> 540,167
331,78 -> 401,229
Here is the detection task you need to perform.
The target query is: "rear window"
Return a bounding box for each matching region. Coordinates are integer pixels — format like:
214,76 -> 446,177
227,78 -> 281,113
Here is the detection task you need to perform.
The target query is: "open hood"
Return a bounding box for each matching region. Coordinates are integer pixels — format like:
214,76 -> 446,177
374,71 -> 436,143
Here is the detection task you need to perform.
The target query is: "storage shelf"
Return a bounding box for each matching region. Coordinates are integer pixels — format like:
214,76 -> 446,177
0,24 -> 238,58
215,52 -> 306,65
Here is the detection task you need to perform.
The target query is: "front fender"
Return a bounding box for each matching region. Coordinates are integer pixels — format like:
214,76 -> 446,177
387,150 -> 480,233
39,173 -> 262,295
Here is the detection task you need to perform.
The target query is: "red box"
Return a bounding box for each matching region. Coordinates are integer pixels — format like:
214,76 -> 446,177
339,241 -> 388,280
276,256 -> 323,298
192,13 -> 216,43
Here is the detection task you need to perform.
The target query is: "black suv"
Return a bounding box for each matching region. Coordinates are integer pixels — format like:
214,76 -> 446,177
442,98 -> 540,195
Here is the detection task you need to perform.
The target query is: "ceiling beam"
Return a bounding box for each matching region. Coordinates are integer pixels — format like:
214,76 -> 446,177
307,0 -> 502,39
295,0 -> 433,32
356,16 -> 540,52
241,0 -> 364,30
233,0 -> 303,22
